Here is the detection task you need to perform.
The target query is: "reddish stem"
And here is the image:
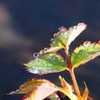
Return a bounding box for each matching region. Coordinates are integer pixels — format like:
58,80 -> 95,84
64,46 -> 82,99
69,68 -> 82,99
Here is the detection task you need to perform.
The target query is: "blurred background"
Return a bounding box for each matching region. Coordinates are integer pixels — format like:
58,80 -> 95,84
0,0 -> 100,100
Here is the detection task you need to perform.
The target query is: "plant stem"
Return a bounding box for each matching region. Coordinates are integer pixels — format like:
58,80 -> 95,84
64,46 -> 82,99
69,68 -> 82,99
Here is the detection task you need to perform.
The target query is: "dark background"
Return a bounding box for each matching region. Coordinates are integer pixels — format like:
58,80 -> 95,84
0,0 -> 100,100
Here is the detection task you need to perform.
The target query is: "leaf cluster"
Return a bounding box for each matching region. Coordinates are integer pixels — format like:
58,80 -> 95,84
9,23 -> 100,100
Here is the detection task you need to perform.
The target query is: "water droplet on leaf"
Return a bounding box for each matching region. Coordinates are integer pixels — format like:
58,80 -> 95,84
51,56 -> 55,60
53,33 -> 57,37
84,41 -> 91,47
84,41 -> 88,47
44,48 -> 48,51
51,38 -> 54,42
39,50 -> 44,55
69,27 -> 72,30
91,56 -> 95,60
59,26 -> 67,32
33,52 -> 39,58
33,68 -> 38,74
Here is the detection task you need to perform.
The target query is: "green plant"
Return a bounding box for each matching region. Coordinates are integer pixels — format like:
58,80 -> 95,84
9,23 -> 100,100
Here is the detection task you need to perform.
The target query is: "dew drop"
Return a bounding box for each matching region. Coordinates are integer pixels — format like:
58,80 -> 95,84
51,38 -> 54,42
86,47 -> 89,50
69,27 -> 72,30
53,33 -> 57,37
44,47 -> 48,51
84,41 -> 88,47
25,98 -> 30,100
56,32 -> 60,37
33,52 -> 39,58
39,50 -> 44,55
84,41 -> 91,47
20,84 -> 25,88
78,22 -> 85,26
51,56 -> 55,60
91,56 -> 95,60
29,67 -> 39,74
50,43 -> 52,46
78,23 -> 81,26
33,68 -> 39,74
59,26 -> 67,32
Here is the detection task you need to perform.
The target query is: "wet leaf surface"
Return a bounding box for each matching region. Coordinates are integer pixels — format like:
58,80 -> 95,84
71,41 -> 100,68
8,79 -> 48,94
24,53 -> 67,75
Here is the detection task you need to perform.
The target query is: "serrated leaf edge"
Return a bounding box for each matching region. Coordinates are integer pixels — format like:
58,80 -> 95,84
71,41 -> 100,68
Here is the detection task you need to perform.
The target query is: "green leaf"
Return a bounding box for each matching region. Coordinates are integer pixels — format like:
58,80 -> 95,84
50,23 -> 86,53
71,41 -> 100,68
67,23 -> 87,47
60,31 -> 70,45
50,35 -> 64,52
22,80 -> 57,100
9,79 -> 58,100
51,37 -> 64,47
8,79 -> 48,94
60,23 -> 87,50
24,53 -> 67,75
